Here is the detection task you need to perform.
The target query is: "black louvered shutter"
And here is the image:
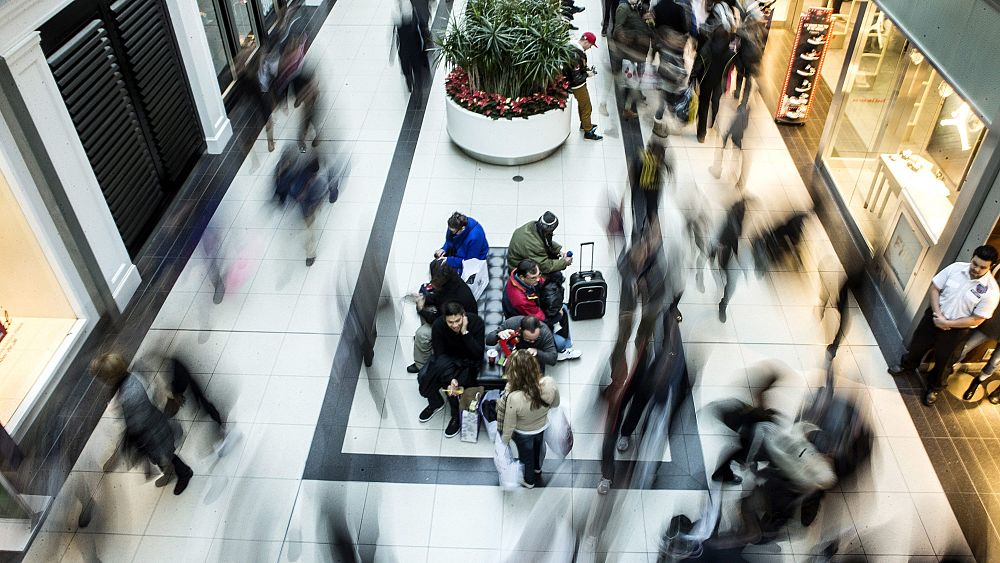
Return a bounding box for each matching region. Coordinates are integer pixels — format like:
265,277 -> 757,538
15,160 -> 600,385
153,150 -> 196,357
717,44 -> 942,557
47,20 -> 165,252
111,0 -> 204,186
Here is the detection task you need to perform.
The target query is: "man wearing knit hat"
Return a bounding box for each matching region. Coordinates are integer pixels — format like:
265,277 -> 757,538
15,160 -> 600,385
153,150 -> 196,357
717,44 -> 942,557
507,211 -> 574,275
569,32 -> 603,140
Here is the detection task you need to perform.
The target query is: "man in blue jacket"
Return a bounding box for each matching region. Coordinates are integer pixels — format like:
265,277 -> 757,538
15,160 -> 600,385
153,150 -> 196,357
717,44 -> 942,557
434,212 -> 489,277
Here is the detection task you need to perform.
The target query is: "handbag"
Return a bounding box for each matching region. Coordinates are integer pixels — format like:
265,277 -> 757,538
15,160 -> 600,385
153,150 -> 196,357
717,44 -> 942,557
493,435 -> 523,490
544,406 -> 574,457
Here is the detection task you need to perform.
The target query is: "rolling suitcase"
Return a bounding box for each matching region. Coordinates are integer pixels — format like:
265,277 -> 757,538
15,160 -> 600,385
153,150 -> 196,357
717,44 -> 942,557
569,242 -> 607,320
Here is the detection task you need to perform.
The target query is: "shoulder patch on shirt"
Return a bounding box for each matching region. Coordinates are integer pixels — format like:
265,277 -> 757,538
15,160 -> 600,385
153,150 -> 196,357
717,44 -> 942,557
976,283 -> 988,294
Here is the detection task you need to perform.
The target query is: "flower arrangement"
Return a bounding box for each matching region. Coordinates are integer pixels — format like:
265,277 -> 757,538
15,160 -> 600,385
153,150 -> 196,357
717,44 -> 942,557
445,67 -> 569,119
436,0 -> 576,119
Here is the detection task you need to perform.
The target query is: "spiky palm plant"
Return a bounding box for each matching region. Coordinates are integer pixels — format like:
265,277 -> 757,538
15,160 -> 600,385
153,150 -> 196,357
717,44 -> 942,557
437,0 -> 576,99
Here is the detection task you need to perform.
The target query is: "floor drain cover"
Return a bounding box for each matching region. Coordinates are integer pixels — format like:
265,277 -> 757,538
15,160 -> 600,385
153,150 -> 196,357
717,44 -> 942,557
512,175 -> 524,182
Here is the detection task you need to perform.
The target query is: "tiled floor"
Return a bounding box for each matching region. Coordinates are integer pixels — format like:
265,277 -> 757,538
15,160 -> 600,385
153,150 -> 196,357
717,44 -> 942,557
21,0 -> 980,561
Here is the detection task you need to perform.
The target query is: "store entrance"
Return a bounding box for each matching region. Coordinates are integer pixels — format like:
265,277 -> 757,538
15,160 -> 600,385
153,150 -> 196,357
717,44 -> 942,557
754,0 -> 861,157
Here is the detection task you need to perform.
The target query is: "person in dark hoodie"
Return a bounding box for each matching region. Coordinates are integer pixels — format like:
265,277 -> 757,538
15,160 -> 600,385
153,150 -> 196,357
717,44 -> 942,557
408,259 -> 479,374
692,14 -> 737,142
434,212 -> 490,278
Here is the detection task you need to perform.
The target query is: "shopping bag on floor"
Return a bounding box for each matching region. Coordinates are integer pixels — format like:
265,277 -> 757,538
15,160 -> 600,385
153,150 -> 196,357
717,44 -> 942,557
478,390 -> 502,442
459,388 -> 483,443
544,406 -> 574,457
494,435 -> 523,490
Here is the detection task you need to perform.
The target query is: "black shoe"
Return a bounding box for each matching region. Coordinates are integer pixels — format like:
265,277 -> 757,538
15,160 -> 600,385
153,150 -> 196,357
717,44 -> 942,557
419,405 -> 443,423
887,365 -> 914,378
306,257 -> 316,267
406,363 -> 421,374
571,5 -> 585,13
923,389 -> 940,406
718,301 -> 728,323
328,187 -> 340,204
173,468 -> 193,495
584,127 -> 603,141
569,24 -> 578,30
989,388 -> 1000,405
963,378 -> 983,401
444,418 -> 460,438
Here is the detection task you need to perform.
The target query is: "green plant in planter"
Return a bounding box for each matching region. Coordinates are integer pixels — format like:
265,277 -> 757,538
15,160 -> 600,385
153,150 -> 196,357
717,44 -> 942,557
437,0 -> 577,118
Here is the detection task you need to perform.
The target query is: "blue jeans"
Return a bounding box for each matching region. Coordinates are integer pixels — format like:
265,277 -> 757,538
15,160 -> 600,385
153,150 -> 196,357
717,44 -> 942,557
553,304 -> 572,352
961,331 -> 1000,376
512,431 -> 546,485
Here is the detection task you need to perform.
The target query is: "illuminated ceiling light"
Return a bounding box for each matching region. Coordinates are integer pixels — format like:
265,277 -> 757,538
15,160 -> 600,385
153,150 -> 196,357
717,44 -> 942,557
937,81 -> 954,98
908,48 -> 924,65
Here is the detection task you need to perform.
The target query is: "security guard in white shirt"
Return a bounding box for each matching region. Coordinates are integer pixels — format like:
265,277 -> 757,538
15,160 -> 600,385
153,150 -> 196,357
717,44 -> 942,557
888,245 -> 1000,406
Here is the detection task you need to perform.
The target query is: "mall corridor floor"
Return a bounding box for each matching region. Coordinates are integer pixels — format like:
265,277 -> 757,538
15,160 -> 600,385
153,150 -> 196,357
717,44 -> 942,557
22,0 -> 975,561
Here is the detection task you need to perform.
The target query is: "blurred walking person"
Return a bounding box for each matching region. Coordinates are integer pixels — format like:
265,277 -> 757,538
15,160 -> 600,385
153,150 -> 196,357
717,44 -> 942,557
712,195 -> 748,323
612,0 -> 654,120
628,136 -> 671,239
165,355 -> 240,457
90,353 -> 192,495
497,350 -> 561,488
393,0 -> 430,94
691,13 -> 737,143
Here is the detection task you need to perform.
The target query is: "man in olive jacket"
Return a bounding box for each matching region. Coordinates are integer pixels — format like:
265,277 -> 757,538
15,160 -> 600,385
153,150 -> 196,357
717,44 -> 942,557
507,211 -> 574,275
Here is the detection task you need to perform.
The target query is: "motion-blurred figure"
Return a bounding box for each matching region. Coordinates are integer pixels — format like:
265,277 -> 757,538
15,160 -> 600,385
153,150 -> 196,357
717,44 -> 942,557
751,210 -> 811,275
710,195 -> 748,323
164,355 -> 240,457
274,148 -> 340,266
393,0 -> 430,94
822,261 -> 865,358
90,353 -> 192,495
294,68 -> 322,152
691,6 -> 737,143
649,0 -> 696,122
732,0 -> 767,105
235,40 -> 276,152
628,136 -> 671,239
611,221 -> 668,375
612,0 -> 654,120
709,100 -> 751,189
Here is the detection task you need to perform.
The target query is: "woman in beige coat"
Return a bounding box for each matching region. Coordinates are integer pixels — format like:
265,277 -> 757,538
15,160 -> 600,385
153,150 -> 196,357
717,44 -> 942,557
497,350 -> 561,488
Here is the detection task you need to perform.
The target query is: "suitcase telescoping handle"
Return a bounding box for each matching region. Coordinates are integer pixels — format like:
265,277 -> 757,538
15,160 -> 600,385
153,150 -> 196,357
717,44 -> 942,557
578,242 -> 595,274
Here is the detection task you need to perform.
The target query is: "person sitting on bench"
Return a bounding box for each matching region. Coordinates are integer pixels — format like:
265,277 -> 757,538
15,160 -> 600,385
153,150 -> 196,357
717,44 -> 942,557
434,212 -> 490,278
417,301 -> 486,438
486,315 -> 558,372
408,259 -> 478,374
504,258 -> 582,361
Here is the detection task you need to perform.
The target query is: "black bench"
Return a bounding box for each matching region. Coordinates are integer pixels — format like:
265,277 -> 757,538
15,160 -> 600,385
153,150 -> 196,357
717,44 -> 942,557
477,247 -> 509,388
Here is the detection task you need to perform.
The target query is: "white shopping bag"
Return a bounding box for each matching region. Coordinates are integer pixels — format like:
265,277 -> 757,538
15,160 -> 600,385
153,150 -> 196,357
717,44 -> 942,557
544,406 -> 573,458
463,258 -> 489,300
494,436 -> 523,490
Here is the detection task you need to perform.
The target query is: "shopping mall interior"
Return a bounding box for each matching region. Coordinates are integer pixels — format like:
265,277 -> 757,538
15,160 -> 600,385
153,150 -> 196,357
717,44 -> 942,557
1,0 -> 999,561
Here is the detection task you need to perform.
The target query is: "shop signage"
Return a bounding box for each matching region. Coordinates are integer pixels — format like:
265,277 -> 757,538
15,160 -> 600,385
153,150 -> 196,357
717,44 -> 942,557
775,6 -> 832,125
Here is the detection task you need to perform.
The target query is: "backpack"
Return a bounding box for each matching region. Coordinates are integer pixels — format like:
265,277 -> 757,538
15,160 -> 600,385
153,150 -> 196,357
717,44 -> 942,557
758,421 -> 837,493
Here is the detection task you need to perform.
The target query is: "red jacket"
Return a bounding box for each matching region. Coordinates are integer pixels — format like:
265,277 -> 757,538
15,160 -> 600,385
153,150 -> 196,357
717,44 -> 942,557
505,271 -> 545,321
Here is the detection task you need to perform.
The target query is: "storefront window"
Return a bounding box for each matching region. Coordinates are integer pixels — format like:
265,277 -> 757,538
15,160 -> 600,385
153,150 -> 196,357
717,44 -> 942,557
198,0 -> 232,82
822,7 -> 984,258
230,0 -> 259,49
0,173 -> 79,426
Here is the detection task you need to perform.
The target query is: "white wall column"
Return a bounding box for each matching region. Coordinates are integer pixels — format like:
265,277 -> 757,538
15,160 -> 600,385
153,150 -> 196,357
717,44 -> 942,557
2,33 -> 141,313
163,0 -> 233,154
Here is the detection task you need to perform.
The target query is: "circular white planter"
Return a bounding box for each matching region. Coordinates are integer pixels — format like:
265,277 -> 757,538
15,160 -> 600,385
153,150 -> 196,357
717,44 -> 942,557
445,96 -> 571,166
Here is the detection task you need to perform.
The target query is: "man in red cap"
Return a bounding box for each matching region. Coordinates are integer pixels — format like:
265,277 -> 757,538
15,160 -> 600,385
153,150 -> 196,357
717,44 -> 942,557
569,32 -> 603,141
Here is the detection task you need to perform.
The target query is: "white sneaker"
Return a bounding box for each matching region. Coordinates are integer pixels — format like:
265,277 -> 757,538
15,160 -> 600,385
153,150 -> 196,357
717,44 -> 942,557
557,348 -> 582,361
616,435 -> 630,452
597,478 -> 611,495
